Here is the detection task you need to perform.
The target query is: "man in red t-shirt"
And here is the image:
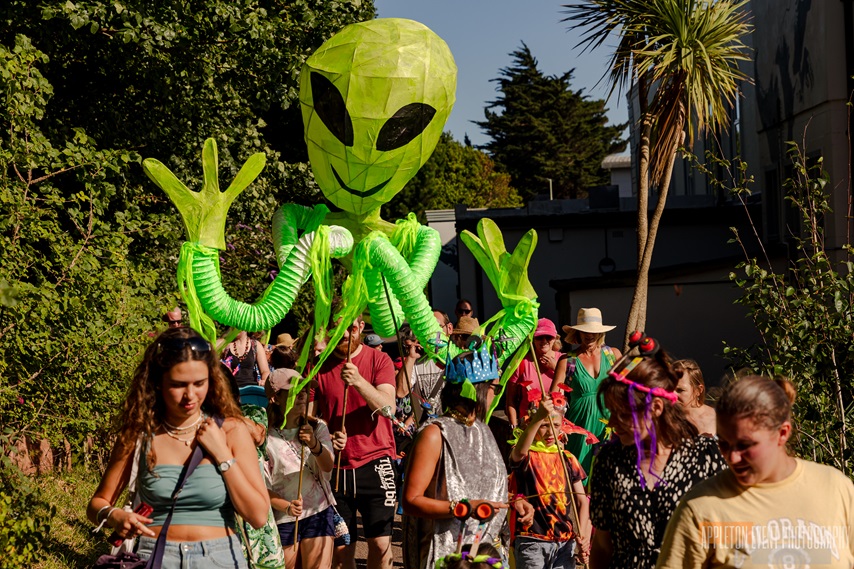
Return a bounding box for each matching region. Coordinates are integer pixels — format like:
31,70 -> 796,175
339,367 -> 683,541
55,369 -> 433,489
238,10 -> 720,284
314,315 -> 396,569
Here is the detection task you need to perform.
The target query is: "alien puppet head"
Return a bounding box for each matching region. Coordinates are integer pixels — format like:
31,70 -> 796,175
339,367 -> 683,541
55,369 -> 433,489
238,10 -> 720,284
300,18 -> 457,216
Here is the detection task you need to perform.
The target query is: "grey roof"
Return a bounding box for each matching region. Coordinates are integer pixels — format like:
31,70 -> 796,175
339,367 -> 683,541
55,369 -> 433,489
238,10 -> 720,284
601,153 -> 631,169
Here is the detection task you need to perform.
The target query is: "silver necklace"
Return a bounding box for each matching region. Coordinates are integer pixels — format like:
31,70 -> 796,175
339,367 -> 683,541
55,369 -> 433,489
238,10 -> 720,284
163,428 -> 197,446
162,413 -> 205,446
163,413 -> 203,432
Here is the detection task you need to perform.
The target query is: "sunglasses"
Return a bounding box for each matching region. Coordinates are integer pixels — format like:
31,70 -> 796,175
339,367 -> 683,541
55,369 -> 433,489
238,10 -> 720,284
156,336 -> 211,355
456,307 -> 472,314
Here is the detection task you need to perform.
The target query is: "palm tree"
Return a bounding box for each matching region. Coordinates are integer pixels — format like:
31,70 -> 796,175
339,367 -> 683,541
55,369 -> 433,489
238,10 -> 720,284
563,0 -> 751,345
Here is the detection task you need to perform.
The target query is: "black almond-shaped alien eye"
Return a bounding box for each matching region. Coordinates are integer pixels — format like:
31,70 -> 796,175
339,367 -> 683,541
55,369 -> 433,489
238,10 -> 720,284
376,103 -> 437,151
311,72 -> 354,147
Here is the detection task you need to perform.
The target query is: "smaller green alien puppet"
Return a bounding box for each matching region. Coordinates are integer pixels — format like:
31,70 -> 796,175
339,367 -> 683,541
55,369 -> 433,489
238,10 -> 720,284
143,19 -> 540,414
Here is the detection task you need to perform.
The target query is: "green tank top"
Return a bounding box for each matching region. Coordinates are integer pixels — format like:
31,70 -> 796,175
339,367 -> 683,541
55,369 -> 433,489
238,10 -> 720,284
138,451 -> 235,527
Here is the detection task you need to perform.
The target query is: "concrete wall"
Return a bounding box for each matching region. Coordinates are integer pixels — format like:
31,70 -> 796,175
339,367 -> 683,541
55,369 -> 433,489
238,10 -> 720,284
556,267 -> 762,386
749,0 -> 852,248
451,201 -> 759,346
425,209 -> 461,316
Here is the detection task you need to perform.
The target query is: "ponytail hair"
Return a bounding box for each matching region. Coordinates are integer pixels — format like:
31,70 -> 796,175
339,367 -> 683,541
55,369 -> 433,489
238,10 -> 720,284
717,375 -> 796,429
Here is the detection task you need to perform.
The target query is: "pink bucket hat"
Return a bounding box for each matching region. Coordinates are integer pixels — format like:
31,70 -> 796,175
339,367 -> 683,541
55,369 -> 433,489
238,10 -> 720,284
534,318 -> 558,338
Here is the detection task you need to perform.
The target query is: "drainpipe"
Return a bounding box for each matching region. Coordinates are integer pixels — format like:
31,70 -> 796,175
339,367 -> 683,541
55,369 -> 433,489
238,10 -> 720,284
843,0 -> 854,243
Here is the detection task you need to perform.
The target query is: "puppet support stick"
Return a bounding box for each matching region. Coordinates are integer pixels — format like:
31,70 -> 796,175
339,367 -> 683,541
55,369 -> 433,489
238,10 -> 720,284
335,333 -> 353,492
530,341 -> 586,566
293,441 -> 306,551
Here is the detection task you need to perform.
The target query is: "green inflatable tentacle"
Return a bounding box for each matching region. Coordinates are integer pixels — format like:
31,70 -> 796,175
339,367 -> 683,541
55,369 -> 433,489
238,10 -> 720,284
271,204 -> 329,270
366,218 -> 442,338
184,222 -> 352,334
361,231 -> 442,351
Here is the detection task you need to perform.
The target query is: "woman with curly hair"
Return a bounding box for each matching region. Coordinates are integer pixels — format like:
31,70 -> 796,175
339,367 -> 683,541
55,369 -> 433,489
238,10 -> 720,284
87,327 -> 270,567
588,341 -> 726,569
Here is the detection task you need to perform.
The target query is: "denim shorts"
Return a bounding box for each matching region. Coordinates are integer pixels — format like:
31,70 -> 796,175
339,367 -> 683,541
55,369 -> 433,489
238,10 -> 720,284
514,537 -> 576,569
137,534 -> 248,569
277,506 -> 335,546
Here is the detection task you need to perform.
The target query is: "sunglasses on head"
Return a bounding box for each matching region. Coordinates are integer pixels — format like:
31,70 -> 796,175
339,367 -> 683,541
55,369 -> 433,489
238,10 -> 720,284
156,336 -> 211,356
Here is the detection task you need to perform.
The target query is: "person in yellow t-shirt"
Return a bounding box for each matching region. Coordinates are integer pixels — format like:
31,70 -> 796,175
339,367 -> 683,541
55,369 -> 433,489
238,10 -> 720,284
656,375 -> 854,569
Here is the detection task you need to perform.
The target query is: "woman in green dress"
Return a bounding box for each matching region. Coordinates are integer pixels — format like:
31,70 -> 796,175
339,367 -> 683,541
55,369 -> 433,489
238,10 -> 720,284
553,308 -> 621,480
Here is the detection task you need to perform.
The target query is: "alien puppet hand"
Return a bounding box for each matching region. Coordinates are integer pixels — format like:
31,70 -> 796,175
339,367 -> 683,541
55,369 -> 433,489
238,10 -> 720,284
143,138 -> 264,250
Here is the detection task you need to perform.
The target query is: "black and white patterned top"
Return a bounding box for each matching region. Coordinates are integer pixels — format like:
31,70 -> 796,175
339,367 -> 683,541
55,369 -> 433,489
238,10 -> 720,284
589,435 -> 726,569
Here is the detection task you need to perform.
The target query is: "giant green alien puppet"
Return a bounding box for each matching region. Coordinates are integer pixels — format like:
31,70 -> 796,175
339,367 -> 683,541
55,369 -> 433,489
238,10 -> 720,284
143,19 -> 540,417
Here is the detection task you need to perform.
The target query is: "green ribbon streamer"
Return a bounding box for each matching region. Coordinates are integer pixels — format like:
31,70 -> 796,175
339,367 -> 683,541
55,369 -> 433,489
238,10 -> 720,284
310,224 -> 333,348
484,327 -> 535,424
390,212 -> 421,262
461,379 -> 477,401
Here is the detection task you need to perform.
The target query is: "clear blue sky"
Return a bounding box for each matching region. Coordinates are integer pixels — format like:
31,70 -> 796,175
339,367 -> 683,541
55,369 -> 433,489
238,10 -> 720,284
374,0 -> 629,148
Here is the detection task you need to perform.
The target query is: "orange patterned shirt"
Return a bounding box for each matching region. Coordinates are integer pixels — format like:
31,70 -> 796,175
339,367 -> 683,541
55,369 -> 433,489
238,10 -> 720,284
510,450 -> 586,542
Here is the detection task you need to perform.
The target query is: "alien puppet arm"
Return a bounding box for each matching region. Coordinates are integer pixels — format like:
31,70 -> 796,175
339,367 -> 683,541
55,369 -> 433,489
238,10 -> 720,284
460,218 -> 540,422
143,138 -> 353,342
362,214 -> 443,349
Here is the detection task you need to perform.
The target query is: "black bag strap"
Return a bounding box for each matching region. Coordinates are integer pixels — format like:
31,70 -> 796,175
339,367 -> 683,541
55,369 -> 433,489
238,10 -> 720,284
145,415 -> 224,569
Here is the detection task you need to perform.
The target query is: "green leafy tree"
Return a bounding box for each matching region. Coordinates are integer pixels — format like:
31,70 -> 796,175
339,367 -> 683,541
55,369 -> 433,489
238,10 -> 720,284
384,132 -> 523,221
721,144 -> 854,474
476,43 -> 626,201
0,432 -> 55,568
0,0 -> 374,209
564,0 -> 751,344
0,0 -> 375,330
0,35 -> 165,457
0,0 -> 376,460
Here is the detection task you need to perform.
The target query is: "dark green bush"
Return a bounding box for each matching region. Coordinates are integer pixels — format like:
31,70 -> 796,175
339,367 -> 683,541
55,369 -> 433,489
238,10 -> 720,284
0,434 -> 54,569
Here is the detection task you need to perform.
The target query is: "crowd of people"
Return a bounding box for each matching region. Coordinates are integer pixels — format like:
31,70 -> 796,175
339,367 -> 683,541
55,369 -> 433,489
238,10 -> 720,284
88,303 -> 854,569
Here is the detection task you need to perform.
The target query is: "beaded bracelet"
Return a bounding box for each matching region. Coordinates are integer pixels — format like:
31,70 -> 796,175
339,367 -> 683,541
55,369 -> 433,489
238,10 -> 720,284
310,439 -> 323,456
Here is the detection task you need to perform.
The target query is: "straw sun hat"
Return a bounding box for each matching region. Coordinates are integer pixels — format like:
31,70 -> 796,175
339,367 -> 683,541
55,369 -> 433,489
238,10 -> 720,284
561,307 -> 615,344
274,333 -> 296,349
452,316 -> 480,335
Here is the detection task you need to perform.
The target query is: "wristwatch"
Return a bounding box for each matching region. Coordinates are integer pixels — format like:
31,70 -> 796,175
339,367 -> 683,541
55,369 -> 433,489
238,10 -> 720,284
218,458 -> 236,473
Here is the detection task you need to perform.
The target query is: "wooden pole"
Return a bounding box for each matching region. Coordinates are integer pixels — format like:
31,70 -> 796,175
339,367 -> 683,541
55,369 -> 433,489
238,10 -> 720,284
334,333 -> 352,492
292,441 -> 306,551
292,384 -> 311,552
529,340 -> 586,566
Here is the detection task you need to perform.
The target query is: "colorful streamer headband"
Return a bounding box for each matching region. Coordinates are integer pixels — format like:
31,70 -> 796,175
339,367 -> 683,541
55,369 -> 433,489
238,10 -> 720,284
606,331 -> 678,404
606,331 -> 676,487
609,371 -> 679,404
